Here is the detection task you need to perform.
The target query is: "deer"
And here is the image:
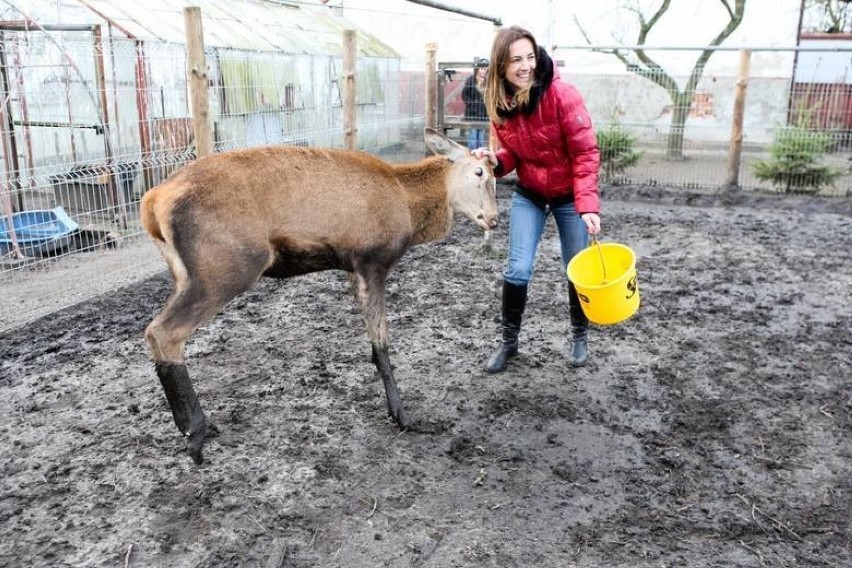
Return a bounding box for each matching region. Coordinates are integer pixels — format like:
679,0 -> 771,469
140,128 -> 498,463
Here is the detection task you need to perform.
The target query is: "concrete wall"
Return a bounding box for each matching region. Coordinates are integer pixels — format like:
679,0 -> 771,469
336,0 -> 807,145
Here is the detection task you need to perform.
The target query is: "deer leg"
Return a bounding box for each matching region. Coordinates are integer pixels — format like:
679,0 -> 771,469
146,246 -> 271,463
352,268 -> 411,430
154,360 -> 207,464
146,289 -> 211,464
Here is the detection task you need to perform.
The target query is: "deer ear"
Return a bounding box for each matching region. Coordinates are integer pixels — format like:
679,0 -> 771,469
424,127 -> 468,162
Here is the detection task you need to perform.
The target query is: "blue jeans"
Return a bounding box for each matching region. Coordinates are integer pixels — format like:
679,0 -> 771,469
467,128 -> 486,150
504,191 -> 589,286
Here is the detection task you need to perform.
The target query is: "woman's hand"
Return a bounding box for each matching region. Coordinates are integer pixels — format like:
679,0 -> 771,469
581,213 -> 601,235
471,147 -> 498,167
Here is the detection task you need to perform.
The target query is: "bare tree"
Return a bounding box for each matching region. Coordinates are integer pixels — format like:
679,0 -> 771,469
804,0 -> 852,33
576,0 -> 746,160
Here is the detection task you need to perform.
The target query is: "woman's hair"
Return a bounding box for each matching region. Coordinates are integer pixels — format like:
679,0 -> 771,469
485,26 -> 539,123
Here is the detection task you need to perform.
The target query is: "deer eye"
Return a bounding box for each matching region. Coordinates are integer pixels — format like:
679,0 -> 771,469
474,167 -> 483,177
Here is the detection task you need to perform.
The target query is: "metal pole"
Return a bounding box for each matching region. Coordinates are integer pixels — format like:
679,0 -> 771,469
546,0 -> 555,52
93,25 -> 123,223
787,0 -> 807,125
107,23 -> 122,152
554,44 -> 851,52
134,40 -> 154,192
0,32 -> 21,256
11,35 -> 35,196
0,32 -> 23,214
403,0 -> 501,25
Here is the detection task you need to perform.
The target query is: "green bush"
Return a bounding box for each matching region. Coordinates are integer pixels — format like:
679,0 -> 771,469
597,120 -> 641,184
752,125 -> 842,194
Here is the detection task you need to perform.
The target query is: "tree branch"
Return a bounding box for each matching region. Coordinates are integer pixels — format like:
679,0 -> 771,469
685,0 -> 745,94
637,0 -> 672,44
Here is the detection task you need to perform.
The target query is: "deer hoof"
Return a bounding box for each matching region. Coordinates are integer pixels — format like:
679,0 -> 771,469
389,405 -> 412,431
185,423 -> 208,464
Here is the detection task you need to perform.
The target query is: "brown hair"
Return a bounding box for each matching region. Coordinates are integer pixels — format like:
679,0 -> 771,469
485,26 -> 539,124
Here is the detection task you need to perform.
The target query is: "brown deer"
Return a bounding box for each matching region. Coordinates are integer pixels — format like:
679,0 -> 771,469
140,128 -> 498,463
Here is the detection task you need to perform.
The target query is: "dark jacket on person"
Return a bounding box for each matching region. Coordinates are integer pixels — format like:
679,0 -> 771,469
492,48 -> 601,215
462,74 -> 488,121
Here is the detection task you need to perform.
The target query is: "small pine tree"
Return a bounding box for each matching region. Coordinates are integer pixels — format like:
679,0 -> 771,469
597,118 -> 641,184
752,117 -> 841,194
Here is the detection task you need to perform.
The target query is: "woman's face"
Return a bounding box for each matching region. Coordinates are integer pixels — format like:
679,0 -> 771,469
504,38 -> 536,90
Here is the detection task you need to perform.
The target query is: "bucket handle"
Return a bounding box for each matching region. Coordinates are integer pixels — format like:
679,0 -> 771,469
590,233 -> 608,283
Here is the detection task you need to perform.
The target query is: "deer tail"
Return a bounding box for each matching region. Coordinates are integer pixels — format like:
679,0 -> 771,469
140,188 -> 165,242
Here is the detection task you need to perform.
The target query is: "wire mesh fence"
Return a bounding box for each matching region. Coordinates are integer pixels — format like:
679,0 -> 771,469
437,45 -> 852,196
2,26 -> 851,333
0,26 -> 427,332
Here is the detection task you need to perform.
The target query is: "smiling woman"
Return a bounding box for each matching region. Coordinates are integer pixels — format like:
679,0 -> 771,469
474,25 -> 603,374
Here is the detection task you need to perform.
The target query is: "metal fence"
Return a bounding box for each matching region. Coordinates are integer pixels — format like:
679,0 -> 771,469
437,44 -> 852,195
2,37 -> 851,333
0,29 -> 426,332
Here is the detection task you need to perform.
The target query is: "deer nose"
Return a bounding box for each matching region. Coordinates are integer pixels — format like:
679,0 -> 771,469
477,213 -> 498,229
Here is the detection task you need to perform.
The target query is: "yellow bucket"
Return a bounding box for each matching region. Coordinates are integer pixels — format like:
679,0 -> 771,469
566,240 -> 640,325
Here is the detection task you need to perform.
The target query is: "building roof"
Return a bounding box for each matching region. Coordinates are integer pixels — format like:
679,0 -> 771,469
15,0 -> 400,57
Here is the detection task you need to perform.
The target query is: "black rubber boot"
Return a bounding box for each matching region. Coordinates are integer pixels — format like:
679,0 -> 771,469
568,282 -> 589,367
485,281 -> 528,373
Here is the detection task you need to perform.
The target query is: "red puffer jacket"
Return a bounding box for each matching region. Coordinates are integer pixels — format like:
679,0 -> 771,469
493,49 -> 601,214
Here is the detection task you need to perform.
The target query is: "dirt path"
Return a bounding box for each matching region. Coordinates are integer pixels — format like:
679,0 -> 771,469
1,186 -> 850,568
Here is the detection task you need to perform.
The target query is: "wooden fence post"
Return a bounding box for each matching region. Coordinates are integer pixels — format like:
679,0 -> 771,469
725,49 -> 751,190
183,7 -> 213,158
425,43 -> 437,133
343,29 -> 357,150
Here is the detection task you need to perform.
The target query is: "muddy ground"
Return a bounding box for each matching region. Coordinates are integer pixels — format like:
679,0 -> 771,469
0,184 -> 850,568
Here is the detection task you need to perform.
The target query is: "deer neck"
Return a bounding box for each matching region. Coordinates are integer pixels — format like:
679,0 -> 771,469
394,158 -> 453,246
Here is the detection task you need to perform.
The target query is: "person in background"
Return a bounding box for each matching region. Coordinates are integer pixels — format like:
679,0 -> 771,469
472,26 -> 602,373
462,57 -> 489,150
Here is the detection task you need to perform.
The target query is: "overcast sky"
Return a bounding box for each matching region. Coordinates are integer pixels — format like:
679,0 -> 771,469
336,0 -> 802,66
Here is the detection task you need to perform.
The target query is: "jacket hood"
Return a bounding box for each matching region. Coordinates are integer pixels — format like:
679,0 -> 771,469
497,46 -> 555,119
